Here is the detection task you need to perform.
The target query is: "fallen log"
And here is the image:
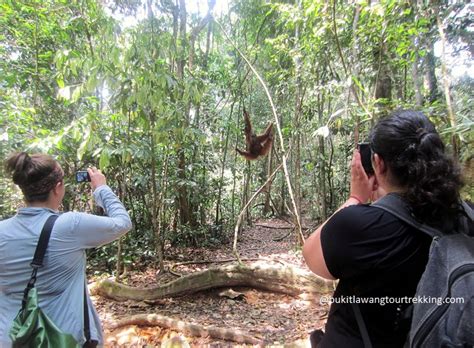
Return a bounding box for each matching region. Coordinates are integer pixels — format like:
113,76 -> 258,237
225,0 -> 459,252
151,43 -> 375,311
91,261 -> 333,301
109,314 -> 262,345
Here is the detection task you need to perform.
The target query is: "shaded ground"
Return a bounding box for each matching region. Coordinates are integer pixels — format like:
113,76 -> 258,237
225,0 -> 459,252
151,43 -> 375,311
92,219 -> 332,347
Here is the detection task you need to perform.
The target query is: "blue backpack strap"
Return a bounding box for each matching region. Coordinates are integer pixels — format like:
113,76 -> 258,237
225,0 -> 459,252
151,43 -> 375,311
371,194 -> 443,239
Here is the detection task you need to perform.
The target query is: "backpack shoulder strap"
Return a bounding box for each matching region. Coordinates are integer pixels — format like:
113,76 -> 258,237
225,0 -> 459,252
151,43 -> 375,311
351,303 -> 373,348
461,201 -> 474,221
371,194 -> 442,239
31,214 -> 59,268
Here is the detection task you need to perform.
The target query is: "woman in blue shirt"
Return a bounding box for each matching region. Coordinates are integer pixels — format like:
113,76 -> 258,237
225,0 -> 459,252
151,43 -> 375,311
0,152 -> 132,347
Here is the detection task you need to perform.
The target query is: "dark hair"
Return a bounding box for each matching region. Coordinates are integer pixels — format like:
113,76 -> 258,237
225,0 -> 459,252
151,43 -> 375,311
5,152 -> 63,202
369,110 -> 464,231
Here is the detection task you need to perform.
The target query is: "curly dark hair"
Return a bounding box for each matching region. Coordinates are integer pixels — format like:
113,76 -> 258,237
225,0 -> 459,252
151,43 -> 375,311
369,110 -> 464,231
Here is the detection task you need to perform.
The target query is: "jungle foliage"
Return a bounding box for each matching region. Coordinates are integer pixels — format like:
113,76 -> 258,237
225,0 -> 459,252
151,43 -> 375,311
1,0 -> 472,274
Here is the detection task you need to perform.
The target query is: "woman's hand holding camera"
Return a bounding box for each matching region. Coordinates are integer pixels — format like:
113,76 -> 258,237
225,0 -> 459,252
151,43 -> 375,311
87,167 -> 106,191
350,150 -> 376,203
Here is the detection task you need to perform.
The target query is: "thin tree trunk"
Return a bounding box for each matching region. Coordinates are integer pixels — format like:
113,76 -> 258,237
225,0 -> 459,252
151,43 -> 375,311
293,0 -> 303,215
231,106 -> 240,222
424,43 -> 439,104
243,161 -> 252,226
148,1 -> 164,270
412,37 -> 423,106
317,94 -> 328,221
263,145 -> 274,215
177,0 -> 187,80
436,14 -> 459,159
175,0 -> 194,227
373,29 -> 391,104
156,153 -> 169,271
215,102 -> 235,225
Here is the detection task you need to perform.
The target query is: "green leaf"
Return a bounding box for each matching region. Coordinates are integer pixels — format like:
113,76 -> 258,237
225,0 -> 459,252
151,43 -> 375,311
77,129 -> 91,160
352,76 -> 366,94
71,85 -> 83,102
99,149 -> 110,169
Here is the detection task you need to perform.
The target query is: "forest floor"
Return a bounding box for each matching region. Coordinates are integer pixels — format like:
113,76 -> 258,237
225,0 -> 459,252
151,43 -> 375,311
92,218 -> 332,347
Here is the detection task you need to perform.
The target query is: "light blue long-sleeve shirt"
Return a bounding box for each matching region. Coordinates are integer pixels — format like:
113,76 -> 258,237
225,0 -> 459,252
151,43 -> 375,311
0,185 -> 132,347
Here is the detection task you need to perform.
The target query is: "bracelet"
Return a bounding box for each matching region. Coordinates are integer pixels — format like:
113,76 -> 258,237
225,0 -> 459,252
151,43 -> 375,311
349,195 -> 364,204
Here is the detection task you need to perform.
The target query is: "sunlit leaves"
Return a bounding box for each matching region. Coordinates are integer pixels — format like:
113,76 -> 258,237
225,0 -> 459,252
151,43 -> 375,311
314,126 -> 330,138
99,148 -> 111,169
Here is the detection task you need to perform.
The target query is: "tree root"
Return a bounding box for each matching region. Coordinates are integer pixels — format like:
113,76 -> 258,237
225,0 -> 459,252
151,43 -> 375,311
169,257 -> 261,276
91,261 -> 332,302
108,313 -> 262,345
272,230 -> 292,241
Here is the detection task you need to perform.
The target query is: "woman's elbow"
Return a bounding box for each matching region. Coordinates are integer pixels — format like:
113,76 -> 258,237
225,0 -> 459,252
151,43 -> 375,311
302,234 -> 317,268
116,214 -> 133,233
123,216 -> 133,232
302,242 -> 311,264
124,219 -> 132,232
302,240 -> 335,280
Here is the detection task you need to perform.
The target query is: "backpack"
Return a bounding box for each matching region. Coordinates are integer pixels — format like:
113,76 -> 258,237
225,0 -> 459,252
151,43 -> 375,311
372,193 -> 474,348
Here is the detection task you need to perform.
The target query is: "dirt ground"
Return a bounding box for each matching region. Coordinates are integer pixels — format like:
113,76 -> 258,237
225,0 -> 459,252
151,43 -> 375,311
92,219 -> 332,347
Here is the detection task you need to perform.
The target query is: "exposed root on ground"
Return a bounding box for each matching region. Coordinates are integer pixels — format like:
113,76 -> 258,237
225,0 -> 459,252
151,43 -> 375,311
91,261 -> 332,302
109,314 -> 262,345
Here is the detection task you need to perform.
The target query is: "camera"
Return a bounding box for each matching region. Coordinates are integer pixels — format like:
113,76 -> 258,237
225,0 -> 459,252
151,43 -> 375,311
358,142 -> 374,175
75,171 -> 91,182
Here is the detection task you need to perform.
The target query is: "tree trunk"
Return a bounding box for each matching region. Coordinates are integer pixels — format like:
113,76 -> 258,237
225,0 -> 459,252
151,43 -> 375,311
412,38 -> 423,106
177,0 -> 187,80
175,0 -> 195,227
436,14 -> 459,159
293,0 -> 303,216
243,161 -> 252,226
262,145 -> 274,216
156,153 -> 169,271
424,43 -> 439,104
317,93 -> 328,221
374,44 -> 392,101
215,102 -> 234,225
148,2 -> 164,270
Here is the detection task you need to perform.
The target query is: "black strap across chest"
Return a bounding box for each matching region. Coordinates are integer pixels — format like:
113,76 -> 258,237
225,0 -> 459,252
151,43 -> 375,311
24,214 -> 92,344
